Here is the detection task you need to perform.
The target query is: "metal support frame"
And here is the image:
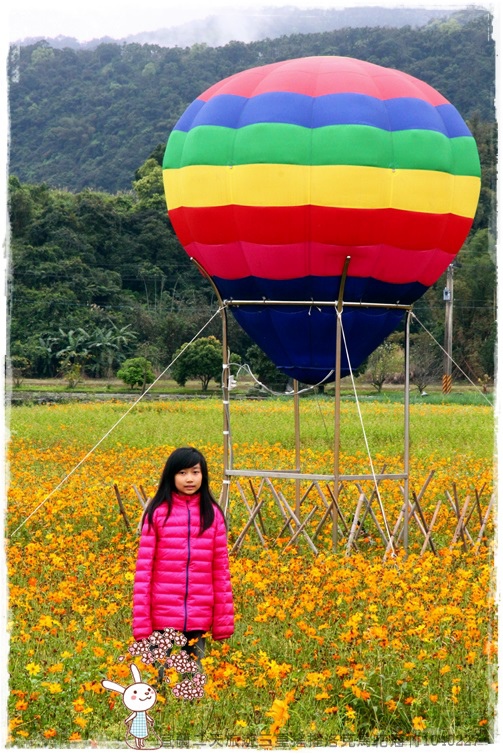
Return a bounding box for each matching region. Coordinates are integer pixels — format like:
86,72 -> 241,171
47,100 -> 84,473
190,256 -> 414,555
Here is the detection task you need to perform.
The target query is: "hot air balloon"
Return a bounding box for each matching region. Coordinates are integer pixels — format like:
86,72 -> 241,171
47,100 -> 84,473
162,56 -> 480,384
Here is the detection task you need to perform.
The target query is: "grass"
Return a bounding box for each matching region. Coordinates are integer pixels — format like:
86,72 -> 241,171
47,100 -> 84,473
5,399 -> 497,747
7,395 -> 494,460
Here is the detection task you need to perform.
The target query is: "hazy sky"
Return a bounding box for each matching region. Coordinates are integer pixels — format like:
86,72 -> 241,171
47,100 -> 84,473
7,0 -> 489,43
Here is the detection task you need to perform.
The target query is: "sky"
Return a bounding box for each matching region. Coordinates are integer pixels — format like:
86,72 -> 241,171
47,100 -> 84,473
6,0 -> 494,44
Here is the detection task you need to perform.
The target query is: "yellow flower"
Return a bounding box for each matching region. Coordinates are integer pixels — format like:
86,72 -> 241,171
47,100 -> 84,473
74,716 -> 88,729
266,696 -> 291,735
412,716 -> 427,731
38,615 -> 60,629
235,720 -> 248,728
25,662 -> 41,676
42,682 -> 63,694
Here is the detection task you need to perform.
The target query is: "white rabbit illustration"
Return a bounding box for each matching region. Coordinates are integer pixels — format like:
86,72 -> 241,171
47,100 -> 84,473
102,663 -> 161,749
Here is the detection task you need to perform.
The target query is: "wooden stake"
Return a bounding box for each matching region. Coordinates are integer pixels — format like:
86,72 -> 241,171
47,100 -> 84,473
277,489 -> 318,555
265,478 -> 296,538
449,494 -> 471,551
133,485 -> 148,509
385,503 -> 405,559
346,493 -> 365,555
354,484 -> 390,549
231,496 -> 266,554
236,481 -> 266,547
113,484 -> 132,533
412,491 -> 437,556
420,500 -> 442,557
248,480 -> 268,536
474,494 -> 494,550
474,484 -> 486,527
283,507 -> 319,552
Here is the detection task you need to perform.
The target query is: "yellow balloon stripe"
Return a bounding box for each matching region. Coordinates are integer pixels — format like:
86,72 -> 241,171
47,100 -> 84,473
164,164 -> 480,218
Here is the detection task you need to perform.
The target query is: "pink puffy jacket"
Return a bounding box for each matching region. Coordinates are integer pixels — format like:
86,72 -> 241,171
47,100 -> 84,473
132,492 -> 234,642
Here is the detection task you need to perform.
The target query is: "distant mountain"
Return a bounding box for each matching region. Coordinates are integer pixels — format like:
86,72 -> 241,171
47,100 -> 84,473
14,4 -> 487,50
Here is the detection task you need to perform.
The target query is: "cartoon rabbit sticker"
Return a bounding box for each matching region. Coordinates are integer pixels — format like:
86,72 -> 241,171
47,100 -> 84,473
102,664 -> 161,749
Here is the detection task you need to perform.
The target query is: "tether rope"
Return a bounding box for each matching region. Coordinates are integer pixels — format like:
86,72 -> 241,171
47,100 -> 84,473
227,362 -> 334,396
9,307 -> 225,538
411,312 -> 493,406
337,310 -> 396,556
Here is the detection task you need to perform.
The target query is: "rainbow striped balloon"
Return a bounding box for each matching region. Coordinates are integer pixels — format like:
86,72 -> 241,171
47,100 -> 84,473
163,56 -> 480,384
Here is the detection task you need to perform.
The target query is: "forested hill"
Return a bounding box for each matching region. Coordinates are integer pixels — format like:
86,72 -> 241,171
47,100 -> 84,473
8,15 -> 495,194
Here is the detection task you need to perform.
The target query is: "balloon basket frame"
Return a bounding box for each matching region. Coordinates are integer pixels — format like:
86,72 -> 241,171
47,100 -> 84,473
191,256 -> 421,558
189,257 -> 493,559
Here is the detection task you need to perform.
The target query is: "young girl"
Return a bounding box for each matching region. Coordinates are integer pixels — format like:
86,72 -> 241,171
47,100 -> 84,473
132,447 -> 234,667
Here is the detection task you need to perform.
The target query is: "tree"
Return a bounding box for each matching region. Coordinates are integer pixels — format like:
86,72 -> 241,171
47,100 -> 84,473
87,324 -> 137,378
170,336 -> 236,392
56,328 -> 91,374
409,334 -> 443,394
245,344 -> 289,392
365,342 -> 403,393
117,357 -> 155,393
8,355 -> 31,387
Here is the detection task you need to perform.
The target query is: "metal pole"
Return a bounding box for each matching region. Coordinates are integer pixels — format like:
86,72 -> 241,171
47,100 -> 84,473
221,305 -> 231,513
189,257 -> 231,512
442,264 -> 454,394
403,310 -> 412,556
293,378 -> 301,518
333,256 -> 351,550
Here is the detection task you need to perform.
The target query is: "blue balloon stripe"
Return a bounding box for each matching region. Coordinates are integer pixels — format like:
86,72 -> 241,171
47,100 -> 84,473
229,305 -> 406,383
174,93 -> 471,138
211,274 -> 428,306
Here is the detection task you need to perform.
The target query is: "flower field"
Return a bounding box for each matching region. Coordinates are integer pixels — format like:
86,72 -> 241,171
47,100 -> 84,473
5,398 -> 497,747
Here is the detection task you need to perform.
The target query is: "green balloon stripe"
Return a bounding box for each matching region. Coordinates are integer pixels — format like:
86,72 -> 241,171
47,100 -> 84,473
164,124 -> 480,177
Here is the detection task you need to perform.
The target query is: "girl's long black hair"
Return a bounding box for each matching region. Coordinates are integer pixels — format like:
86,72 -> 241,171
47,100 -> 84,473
142,447 -> 226,535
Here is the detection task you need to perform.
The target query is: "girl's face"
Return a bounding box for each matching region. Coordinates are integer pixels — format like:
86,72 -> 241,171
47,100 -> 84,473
174,463 -> 203,495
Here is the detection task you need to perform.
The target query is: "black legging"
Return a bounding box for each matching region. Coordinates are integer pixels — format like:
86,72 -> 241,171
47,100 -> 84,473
150,629 -> 206,680
179,630 -> 206,667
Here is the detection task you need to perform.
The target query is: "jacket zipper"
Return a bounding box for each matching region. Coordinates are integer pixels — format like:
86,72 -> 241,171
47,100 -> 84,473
183,502 -> 191,632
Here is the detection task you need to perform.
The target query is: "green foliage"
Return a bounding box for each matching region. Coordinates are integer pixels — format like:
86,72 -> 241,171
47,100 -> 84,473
61,362 -> 83,389
409,333 -> 443,394
170,336 -> 226,391
365,342 -> 403,393
8,355 -> 31,387
245,344 -> 289,392
117,357 -> 155,392
6,18 -> 497,389
8,17 -> 495,193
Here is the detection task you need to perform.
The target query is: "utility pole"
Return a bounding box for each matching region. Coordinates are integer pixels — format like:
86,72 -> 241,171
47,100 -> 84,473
442,264 -> 454,394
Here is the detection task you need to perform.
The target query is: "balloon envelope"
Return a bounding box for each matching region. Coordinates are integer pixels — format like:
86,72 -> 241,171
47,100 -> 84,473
163,56 -> 480,384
